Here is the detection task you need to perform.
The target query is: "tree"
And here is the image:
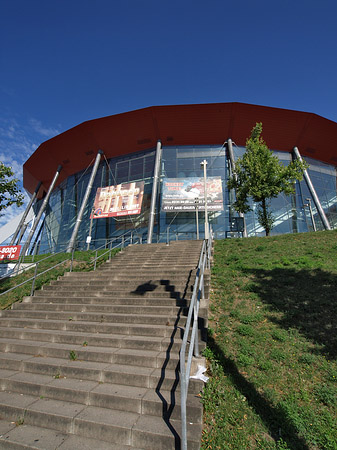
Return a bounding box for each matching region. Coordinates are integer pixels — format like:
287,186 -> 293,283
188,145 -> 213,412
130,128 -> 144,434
227,123 -> 308,236
0,162 -> 24,217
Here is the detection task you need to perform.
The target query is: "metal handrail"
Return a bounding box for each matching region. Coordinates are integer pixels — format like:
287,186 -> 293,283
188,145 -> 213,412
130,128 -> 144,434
0,244 -> 122,300
0,252 -> 74,298
179,228 -> 212,450
0,249 -> 71,282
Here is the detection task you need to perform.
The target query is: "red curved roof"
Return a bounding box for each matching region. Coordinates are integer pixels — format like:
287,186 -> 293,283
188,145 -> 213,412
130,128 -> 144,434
23,102 -> 337,198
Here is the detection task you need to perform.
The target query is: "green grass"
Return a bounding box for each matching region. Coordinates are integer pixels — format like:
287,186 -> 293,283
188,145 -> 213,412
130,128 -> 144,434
202,230 -> 337,450
0,248 -> 120,310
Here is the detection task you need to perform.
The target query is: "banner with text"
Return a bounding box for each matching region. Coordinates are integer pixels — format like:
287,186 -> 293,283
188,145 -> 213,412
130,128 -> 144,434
161,177 -> 223,212
92,181 -> 145,218
0,245 -> 21,260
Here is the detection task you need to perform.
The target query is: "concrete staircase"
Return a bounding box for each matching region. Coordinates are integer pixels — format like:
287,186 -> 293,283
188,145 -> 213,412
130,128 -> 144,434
0,240 -> 208,449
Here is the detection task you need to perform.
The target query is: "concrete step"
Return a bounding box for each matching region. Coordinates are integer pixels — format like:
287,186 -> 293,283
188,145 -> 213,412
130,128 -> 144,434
0,318 -> 175,337
0,337 -> 184,368
0,371 -> 202,423
0,342 -> 175,370
0,353 -> 203,394
42,282 -> 192,291
33,290 -> 192,300
0,392 -> 201,449
12,302 -> 184,316
12,302 -> 208,323
64,268 -> 195,277
22,295 -> 189,307
53,276 -> 194,285
0,328 -> 188,353
0,419 -> 140,450
0,310 -> 187,327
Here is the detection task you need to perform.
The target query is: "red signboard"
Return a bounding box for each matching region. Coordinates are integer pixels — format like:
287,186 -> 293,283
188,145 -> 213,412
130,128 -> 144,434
0,245 -> 21,260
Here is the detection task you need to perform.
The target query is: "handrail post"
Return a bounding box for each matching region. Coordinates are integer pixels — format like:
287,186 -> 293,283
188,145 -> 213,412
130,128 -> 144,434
194,293 -> 200,358
166,226 -> 170,246
30,262 -> 39,296
180,349 -> 187,450
94,250 -> 98,271
70,248 -> 75,272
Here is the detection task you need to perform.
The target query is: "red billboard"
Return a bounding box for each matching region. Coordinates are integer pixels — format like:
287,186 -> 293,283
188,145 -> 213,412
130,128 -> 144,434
0,245 -> 21,260
91,181 -> 144,219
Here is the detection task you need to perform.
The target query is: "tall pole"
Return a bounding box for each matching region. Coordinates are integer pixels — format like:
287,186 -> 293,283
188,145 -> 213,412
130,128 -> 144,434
147,140 -> 162,244
67,150 -> 103,253
10,181 -> 42,245
20,166 -> 62,257
293,147 -> 331,230
200,160 -> 209,240
195,197 -> 199,240
227,139 -> 247,237
87,206 -> 95,250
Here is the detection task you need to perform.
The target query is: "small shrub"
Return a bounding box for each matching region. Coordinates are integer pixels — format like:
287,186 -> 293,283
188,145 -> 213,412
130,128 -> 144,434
327,367 -> 337,382
271,329 -> 287,342
255,245 -> 265,252
237,353 -> 254,367
259,359 -> 273,371
69,350 -> 77,361
314,384 -> 336,407
202,347 -> 215,359
270,348 -> 286,362
298,353 -> 316,365
236,324 -> 255,337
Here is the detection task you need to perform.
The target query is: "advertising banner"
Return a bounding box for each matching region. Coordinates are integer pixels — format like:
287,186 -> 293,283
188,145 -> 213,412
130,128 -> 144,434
161,177 -> 224,212
92,181 -> 144,219
0,245 -> 21,260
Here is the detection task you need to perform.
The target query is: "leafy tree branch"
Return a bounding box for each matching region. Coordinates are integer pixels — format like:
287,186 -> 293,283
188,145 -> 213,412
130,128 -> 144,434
0,162 -> 24,216
228,123 -> 308,236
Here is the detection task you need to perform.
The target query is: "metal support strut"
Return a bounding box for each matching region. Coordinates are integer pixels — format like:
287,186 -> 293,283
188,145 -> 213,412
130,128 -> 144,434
10,181 -> 42,245
147,140 -> 162,244
293,147 -> 331,230
227,138 -> 247,237
20,166 -> 62,257
67,150 -> 103,253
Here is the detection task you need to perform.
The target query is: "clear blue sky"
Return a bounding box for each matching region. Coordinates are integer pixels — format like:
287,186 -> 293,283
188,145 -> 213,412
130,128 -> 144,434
1,0 -> 337,226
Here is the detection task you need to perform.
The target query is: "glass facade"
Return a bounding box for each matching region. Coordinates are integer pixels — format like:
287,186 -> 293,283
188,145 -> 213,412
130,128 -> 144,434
33,144 -> 337,254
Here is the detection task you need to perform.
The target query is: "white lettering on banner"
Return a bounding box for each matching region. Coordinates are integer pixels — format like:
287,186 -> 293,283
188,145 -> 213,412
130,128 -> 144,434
0,246 -> 21,260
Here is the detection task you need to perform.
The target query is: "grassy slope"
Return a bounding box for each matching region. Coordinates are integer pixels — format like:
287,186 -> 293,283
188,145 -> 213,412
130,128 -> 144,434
202,230 -> 337,450
0,249 -> 120,310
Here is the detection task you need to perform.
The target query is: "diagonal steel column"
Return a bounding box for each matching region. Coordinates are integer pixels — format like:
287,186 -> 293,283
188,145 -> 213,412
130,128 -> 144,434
20,166 -> 62,257
67,150 -> 103,253
293,146 -> 331,230
147,140 -> 162,244
227,138 -> 247,237
10,181 -> 42,245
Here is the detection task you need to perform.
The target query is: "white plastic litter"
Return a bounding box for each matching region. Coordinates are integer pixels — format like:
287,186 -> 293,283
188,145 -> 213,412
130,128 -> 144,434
190,365 -> 209,383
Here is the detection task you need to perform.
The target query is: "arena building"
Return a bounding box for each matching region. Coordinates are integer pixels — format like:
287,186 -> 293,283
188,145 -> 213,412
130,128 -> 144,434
20,102 -> 337,253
